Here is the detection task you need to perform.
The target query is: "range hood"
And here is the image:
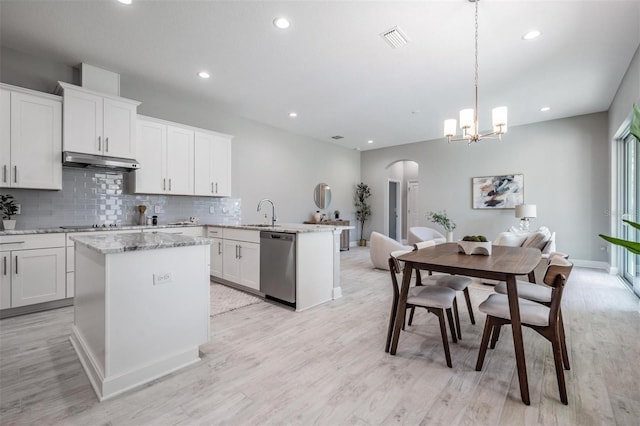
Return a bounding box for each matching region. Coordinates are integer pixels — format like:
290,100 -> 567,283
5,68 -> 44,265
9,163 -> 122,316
62,152 -> 140,172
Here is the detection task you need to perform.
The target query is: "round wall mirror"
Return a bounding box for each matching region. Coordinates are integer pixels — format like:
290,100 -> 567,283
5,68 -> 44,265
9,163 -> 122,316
314,183 -> 332,209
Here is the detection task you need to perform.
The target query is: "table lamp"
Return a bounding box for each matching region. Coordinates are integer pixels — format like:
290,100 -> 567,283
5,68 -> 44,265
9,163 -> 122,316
515,204 -> 536,231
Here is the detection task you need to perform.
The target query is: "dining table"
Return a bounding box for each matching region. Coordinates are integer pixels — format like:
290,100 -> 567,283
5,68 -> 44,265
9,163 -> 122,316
392,242 -> 541,405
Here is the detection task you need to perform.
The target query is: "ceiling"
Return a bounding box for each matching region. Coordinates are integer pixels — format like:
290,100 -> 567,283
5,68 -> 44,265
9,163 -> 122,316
1,0 -> 639,151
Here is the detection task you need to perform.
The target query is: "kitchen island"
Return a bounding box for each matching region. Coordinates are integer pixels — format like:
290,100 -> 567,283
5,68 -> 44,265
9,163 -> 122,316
69,232 -> 211,401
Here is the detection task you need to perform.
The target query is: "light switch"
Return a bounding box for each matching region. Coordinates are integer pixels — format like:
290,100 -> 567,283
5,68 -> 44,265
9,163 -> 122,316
153,272 -> 172,285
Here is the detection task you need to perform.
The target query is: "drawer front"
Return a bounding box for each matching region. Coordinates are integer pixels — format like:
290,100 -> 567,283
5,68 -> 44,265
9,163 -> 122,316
143,226 -> 203,237
223,228 -> 260,243
207,227 -> 223,238
0,233 -> 65,250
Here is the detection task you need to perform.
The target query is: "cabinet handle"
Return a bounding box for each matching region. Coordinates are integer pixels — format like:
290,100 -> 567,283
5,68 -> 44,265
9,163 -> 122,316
2,165 -> 6,183
215,182 -> 218,193
238,245 -> 242,259
105,137 -> 109,152
14,166 -> 17,183
15,256 -> 18,275
218,241 -> 222,255
211,182 -> 214,193
163,178 -> 166,191
235,244 -> 238,259
2,256 -> 6,276
98,136 -> 102,152
169,179 -> 172,191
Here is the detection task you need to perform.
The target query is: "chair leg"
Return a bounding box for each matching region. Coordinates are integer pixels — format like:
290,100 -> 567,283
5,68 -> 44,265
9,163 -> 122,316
558,309 -> 570,370
476,316 -> 494,371
415,270 -> 423,286
436,309 -> 453,368
452,296 -> 462,340
445,307 -> 458,343
385,293 -> 399,353
407,306 -> 416,327
463,287 -> 476,325
550,330 -> 568,404
489,324 -> 502,349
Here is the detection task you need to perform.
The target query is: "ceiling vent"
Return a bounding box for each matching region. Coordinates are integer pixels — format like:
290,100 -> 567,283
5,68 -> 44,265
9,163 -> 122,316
380,26 -> 410,49
331,135 -> 344,140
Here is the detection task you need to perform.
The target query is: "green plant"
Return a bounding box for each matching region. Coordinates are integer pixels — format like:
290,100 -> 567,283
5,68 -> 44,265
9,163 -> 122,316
0,194 -> 18,220
427,210 -> 456,233
599,104 -> 640,254
354,182 -> 372,240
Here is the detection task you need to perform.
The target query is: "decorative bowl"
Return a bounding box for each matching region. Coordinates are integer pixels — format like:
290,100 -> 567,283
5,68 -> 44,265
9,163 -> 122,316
457,240 -> 492,256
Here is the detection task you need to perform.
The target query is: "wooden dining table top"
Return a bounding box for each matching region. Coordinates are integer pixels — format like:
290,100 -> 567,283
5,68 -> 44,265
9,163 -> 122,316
396,243 -> 541,281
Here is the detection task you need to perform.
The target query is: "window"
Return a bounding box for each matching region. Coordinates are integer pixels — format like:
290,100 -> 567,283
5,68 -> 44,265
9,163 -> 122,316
620,132 -> 639,287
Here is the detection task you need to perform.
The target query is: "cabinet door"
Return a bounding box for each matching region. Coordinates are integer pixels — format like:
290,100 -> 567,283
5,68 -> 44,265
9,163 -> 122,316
11,247 -> 66,307
0,251 -> 10,309
103,97 -> 136,158
134,119 -> 166,194
194,131 -> 214,196
0,89 -> 10,187
238,242 -> 260,290
211,135 -> 231,196
222,240 -> 240,283
10,92 -> 62,189
166,125 -> 194,195
62,88 -> 102,155
210,237 -> 223,278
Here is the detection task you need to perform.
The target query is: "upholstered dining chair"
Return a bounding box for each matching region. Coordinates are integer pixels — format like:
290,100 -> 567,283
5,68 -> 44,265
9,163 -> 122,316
492,252 -> 572,369
475,257 -> 573,404
385,256 -> 459,367
411,240 -> 476,337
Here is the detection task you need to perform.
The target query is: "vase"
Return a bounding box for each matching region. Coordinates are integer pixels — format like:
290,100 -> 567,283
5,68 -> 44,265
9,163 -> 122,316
2,219 -> 16,230
446,231 -> 454,243
359,239 -> 367,247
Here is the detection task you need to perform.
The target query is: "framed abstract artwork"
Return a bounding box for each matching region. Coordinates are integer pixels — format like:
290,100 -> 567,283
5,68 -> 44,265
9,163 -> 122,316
472,174 -> 524,209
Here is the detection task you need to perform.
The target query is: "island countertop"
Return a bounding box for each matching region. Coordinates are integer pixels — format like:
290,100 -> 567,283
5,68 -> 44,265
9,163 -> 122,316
71,232 -> 213,255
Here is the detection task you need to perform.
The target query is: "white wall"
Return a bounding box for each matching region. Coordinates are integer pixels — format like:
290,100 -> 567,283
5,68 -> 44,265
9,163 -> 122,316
361,112 -> 610,263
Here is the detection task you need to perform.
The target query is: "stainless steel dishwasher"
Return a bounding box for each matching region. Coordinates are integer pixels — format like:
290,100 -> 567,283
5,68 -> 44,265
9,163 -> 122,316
260,231 -> 296,306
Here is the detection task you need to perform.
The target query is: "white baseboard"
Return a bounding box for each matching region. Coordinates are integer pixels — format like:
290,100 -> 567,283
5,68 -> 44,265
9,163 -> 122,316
333,286 -> 342,299
572,259 -> 611,272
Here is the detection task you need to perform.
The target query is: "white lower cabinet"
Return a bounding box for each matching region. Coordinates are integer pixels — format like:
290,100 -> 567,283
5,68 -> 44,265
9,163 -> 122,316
207,227 -> 260,291
0,234 -> 66,310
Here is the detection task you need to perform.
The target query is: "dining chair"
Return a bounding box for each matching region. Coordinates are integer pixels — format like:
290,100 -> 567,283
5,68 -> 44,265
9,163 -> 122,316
475,257 -> 573,404
492,252 -> 572,369
412,241 -> 476,337
385,256 -> 458,368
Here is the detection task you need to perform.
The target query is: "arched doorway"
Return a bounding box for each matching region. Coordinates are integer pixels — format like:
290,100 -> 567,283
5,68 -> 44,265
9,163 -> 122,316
384,160 -> 419,242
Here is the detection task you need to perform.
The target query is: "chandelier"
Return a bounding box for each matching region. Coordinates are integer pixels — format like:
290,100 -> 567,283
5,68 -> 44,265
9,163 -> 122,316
444,0 -> 507,144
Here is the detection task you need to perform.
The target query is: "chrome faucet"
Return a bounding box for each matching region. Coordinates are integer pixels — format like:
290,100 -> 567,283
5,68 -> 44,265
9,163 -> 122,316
257,198 -> 277,227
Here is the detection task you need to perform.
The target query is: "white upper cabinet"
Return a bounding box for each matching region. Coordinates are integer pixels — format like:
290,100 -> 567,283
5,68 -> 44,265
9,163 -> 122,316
194,130 -> 232,197
0,84 -> 62,190
133,116 -> 194,195
57,82 -> 139,159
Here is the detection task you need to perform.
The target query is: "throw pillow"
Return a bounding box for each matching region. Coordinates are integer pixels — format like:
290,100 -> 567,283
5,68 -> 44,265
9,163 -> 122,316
495,232 -> 528,247
523,227 -> 552,250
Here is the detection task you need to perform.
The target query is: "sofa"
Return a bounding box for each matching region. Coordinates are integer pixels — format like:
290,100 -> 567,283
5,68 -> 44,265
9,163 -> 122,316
369,231 -> 413,270
491,226 -> 557,283
407,227 -> 446,246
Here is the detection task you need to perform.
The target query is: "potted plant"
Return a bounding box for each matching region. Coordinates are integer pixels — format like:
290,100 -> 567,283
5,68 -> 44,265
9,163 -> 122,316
1,194 -> 19,230
427,210 -> 456,242
355,182 -> 372,246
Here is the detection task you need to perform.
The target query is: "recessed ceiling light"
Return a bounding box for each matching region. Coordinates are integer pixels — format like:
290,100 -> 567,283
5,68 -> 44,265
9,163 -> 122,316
117,0 -> 132,4
197,71 -> 210,79
273,17 -> 290,29
288,112 -> 297,118
367,140 -> 373,144
540,106 -> 551,112
522,30 -> 541,40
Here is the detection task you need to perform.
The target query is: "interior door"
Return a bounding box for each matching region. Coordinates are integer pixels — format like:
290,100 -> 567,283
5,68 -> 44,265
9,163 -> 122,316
387,180 -> 401,241
407,181 -> 419,229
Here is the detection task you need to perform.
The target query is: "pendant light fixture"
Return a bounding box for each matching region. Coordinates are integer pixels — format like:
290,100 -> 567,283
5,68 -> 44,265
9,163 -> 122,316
444,0 -> 507,144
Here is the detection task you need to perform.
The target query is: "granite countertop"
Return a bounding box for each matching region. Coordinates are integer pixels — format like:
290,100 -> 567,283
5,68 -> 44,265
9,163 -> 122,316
71,232 -> 213,255
0,223 -> 201,236
208,223 -> 353,233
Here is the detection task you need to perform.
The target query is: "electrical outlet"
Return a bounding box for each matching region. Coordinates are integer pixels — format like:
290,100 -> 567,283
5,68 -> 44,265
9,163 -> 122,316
153,272 -> 172,285
15,204 -> 21,215
154,205 -> 161,214
209,206 -> 215,214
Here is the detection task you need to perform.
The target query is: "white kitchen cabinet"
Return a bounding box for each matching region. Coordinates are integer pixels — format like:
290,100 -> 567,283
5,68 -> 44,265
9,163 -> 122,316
194,131 -> 232,197
57,82 -> 139,159
0,234 -> 66,309
0,83 -> 62,190
221,229 -> 260,291
206,227 -> 223,278
133,116 -> 194,195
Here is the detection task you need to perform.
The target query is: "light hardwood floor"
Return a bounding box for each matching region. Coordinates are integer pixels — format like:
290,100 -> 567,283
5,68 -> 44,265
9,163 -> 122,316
1,247 -> 639,425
